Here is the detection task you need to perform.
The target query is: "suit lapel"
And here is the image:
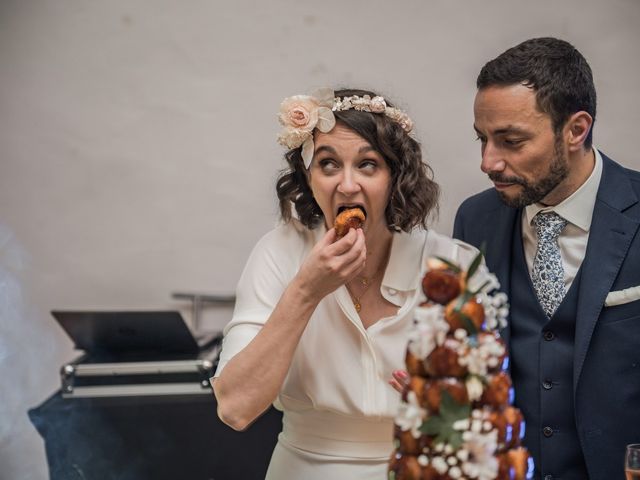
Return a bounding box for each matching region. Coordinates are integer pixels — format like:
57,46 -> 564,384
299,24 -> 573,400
480,203 -> 519,344
573,155 -> 640,393
475,205 -> 518,294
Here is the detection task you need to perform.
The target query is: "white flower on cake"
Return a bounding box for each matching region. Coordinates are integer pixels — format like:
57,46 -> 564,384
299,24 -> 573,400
456,333 -> 506,377
491,292 -> 508,307
394,391 -> 427,439
454,328 -> 468,340
456,449 -> 469,462
453,418 -> 470,431
431,456 -> 448,474
466,265 -> 500,295
448,465 -> 463,478
480,291 -> 509,331
460,429 -> 499,480
408,304 -> 448,359
466,376 -> 484,401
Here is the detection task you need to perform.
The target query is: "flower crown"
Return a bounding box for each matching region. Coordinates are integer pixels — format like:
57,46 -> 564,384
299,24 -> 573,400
277,88 -> 414,168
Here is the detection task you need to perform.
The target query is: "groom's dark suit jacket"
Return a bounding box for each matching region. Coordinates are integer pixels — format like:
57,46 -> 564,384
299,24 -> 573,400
453,153 -> 640,479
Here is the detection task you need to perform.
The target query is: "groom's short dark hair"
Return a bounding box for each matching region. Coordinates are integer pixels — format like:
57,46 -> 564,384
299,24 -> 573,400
477,37 -> 597,148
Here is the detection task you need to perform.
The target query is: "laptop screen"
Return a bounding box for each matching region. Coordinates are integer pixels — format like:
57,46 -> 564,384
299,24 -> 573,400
51,310 -> 201,355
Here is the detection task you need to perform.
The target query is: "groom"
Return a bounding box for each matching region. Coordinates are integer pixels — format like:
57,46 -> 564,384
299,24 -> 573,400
454,37 -> 640,480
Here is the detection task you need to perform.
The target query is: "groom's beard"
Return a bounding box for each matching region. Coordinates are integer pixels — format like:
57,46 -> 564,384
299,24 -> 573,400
490,136 -> 569,208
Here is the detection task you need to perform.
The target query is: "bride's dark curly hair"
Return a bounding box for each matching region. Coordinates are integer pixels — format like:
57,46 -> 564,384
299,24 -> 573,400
276,88 -> 439,232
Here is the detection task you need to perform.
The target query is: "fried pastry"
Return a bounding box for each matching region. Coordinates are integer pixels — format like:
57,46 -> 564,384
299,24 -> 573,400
334,208 -> 365,238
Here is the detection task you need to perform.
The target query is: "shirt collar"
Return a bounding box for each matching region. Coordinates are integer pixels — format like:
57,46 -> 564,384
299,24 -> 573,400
524,147 -> 603,232
382,229 -> 426,292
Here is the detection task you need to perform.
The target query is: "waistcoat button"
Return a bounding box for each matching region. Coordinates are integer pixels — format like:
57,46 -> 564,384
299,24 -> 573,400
543,330 -> 555,341
544,475 -> 554,480
542,380 -> 553,390
543,426 -> 554,437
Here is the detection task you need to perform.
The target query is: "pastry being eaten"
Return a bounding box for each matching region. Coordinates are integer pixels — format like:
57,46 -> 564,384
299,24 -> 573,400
334,207 -> 366,238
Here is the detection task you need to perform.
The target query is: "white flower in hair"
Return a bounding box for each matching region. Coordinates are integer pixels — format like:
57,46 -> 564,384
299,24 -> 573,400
277,88 -> 335,167
384,108 -> 414,132
277,88 -> 414,168
370,96 -> 387,113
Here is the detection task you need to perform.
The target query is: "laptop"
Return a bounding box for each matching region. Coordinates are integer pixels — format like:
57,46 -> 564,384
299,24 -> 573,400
52,310 -> 220,361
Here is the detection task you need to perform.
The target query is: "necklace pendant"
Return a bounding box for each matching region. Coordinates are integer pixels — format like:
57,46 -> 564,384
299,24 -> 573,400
354,301 -> 361,313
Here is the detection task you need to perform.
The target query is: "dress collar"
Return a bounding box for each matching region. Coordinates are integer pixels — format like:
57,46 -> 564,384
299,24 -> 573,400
381,228 -> 426,292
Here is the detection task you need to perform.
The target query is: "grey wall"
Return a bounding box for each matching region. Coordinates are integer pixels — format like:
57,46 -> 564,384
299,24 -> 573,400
1,1 -> 639,478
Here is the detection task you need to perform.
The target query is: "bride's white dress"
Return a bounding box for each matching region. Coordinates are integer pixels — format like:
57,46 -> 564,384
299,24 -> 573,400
213,223 -> 476,479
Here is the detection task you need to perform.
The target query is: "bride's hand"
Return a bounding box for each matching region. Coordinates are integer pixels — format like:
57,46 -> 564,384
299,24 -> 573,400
389,369 -> 409,393
295,227 -> 366,302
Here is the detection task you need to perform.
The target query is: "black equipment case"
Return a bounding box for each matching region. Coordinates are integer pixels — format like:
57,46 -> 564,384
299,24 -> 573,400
28,310 -> 282,480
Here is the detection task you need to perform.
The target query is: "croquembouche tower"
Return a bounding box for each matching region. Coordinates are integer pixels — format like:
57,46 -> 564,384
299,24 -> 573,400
389,252 -> 534,480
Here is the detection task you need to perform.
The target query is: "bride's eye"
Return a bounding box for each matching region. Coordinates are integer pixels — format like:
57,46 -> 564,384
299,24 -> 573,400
359,159 -> 377,170
317,158 -> 339,171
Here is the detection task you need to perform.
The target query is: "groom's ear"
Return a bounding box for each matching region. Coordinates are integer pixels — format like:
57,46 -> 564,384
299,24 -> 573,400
564,111 -> 593,152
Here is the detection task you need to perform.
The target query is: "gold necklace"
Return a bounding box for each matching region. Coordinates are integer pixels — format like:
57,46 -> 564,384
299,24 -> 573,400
346,239 -> 391,313
346,276 -> 374,313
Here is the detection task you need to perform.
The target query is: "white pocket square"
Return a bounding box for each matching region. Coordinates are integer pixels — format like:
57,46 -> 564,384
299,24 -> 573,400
605,286 -> 640,307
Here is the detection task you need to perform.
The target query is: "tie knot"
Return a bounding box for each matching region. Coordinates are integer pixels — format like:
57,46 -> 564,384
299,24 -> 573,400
533,211 -> 567,240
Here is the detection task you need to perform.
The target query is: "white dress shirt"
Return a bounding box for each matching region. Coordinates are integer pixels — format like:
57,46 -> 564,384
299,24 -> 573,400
522,148 -> 603,290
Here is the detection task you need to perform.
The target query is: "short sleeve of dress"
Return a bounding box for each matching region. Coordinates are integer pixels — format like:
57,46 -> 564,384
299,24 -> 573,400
213,223 -> 310,377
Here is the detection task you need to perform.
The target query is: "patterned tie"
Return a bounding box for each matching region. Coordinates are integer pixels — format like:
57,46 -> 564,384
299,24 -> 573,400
532,211 -> 568,317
